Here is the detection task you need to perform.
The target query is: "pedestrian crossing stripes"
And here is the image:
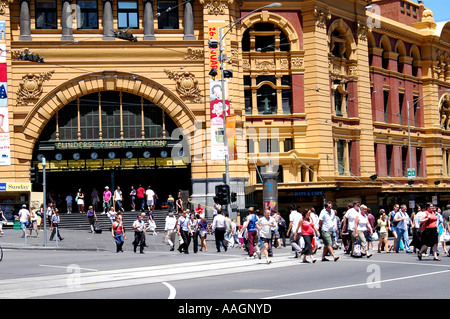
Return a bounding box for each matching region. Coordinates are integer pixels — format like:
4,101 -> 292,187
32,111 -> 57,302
0,253 -> 298,299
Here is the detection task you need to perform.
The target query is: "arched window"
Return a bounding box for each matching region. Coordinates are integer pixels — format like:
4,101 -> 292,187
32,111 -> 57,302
38,91 -> 178,143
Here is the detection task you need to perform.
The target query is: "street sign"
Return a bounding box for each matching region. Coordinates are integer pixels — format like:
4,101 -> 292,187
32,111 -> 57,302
407,168 -> 416,179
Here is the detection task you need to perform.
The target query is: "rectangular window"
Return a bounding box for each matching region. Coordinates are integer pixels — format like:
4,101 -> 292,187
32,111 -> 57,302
259,139 -> 279,153
247,139 -> 254,154
79,98 -> 99,140
416,148 -> 422,177
383,89 -> 389,123
35,0 -> 57,29
77,0 -> 99,29
157,0 -> 179,30
118,1 -> 139,29
413,95 -> 419,127
283,138 -> 293,152
386,145 -> 393,176
399,92 -> 404,125
336,140 -> 345,175
335,90 -> 343,116
58,104 -> 79,141
402,146 -> 408,177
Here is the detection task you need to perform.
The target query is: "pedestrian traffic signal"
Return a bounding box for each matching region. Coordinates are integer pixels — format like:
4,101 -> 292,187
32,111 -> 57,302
29,165 -> 39,184
215,184 -> 230,206
230,192 -> 237,203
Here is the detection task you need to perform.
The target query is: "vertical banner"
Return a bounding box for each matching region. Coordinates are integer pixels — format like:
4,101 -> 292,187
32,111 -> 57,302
208,20 -> 231,161
0,21 -> 9,165
210,97 -> 230,160
226,114 -> 237,160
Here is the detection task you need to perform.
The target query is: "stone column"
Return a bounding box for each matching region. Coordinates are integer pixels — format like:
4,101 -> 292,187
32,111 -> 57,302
183,0 -> 196,40
143,0 -> 156,40
61,0 -> 74,41
102,0 -> 115,40
19,0 -> 32,41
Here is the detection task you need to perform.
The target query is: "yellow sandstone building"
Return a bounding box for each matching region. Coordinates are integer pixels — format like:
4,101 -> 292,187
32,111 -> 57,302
0,0 -> 449,218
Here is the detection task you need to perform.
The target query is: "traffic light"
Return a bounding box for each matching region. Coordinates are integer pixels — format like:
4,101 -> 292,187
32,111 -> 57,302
215,184 -> 230,206
230,192 -> 237,203
29,165 -> 39,184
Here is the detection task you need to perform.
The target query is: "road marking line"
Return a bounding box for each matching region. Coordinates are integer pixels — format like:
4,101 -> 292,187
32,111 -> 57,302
162,281 -> 176,299
39,264 -> 99,272
264,269 -> 450,299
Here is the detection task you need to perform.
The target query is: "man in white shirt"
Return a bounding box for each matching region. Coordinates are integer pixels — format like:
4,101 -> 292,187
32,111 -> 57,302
145,186 -> 156,212
177,210 -> 191,254
164,212 -> 177,251
256,209 -> 276,264
393,204 -> 412,253
286,204 -> 303,258
211,208 -> 227,252
113,186 -> 124,212
18,204 -> 30,238
342,201 -> 361,254
319,202 -> 339,262
132,214 -> 147,254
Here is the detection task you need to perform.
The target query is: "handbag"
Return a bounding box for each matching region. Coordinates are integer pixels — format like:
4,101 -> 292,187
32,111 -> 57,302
372,231 -> 379,241
353,238 -> 362,257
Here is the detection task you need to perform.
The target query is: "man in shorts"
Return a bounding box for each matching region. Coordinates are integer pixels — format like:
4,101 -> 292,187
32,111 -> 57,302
145,186 -> 155,212
103,186 -> 112,213
256,209 -> 277,264
319,201 -> 340,262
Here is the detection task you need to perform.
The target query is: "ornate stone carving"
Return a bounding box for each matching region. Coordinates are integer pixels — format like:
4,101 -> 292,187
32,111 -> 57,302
255,59 -> 275,74
16,70 -> 55,105
0,0 -> 12,15
184,47 -> 204,60
314,7 -> 331,29
356,22 -> 369,41
291,57 -> 304,69
202,0 -> 228,15
164,69 -> 201,102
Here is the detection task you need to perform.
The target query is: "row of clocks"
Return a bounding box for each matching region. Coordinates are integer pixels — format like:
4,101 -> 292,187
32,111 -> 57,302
37,150 -> 185,162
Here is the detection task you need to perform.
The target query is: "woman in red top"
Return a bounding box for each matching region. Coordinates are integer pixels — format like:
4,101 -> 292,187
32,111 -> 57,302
418,202 -> 440,261
112,215 -> 126,253
295,209 -> 319,263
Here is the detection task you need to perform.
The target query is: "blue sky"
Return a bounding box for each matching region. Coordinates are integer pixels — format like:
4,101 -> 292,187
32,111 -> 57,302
422,0 -> 449,22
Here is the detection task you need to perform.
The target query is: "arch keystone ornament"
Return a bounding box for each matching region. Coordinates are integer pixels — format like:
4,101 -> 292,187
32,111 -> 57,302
16,70 -> 55,105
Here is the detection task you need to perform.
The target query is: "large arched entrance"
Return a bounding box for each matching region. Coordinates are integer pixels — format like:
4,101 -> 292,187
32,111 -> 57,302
24,71 -> 197,212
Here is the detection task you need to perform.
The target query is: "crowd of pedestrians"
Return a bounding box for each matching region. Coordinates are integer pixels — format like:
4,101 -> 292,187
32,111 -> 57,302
6,187 -> 450,264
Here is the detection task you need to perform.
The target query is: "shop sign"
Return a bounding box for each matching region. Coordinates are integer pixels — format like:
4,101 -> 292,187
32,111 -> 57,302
0,182 -> 31,192
55,140 -> 168,150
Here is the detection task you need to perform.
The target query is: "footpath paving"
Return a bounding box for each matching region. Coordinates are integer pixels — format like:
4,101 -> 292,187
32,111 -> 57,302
0,227 -> 183,252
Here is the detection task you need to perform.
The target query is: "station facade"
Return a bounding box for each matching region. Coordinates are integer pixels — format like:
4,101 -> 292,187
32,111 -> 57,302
0,0 -> 449,220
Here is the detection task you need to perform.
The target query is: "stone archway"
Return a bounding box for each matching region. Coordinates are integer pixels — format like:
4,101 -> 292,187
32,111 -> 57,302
17,70 -> 197,163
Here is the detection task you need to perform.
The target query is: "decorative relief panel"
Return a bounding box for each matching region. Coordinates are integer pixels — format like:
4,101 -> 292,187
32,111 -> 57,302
184,47 -> 204,60
164,69 -> 201,102
17,71 -> 55,105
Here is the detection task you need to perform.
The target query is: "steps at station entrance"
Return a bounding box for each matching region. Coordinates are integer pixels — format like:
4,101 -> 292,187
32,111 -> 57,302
57,209 -> 170,231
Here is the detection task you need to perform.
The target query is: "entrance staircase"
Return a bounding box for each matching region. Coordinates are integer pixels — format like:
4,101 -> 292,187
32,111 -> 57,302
57,209 -> 170,232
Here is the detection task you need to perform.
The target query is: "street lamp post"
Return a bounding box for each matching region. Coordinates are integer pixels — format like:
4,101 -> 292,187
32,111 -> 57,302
407,89 -> 450,183
217,2 -> 281,216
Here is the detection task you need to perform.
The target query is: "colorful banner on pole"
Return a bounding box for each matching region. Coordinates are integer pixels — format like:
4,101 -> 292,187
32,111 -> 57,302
210,97 -> 230,161
0,21 -> 10,166
226,114 -> 237,161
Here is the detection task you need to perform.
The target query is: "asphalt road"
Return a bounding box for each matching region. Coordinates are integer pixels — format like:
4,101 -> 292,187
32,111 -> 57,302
1,245 -> 449,303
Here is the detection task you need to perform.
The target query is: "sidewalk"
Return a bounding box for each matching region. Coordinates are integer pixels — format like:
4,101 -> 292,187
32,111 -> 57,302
0,228 -> 177,252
